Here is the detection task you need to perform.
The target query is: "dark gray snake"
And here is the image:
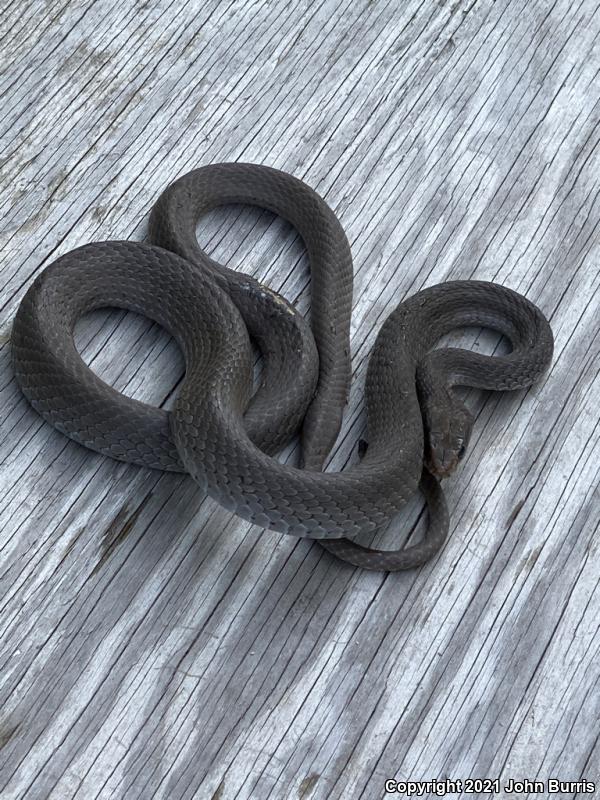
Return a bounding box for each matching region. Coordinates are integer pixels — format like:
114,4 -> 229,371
11,163 -> 554,571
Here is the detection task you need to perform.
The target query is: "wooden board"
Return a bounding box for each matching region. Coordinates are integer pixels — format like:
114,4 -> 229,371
1,0 -> 599,797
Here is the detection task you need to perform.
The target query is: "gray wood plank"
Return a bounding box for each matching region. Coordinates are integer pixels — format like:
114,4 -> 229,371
0,0 -> 599,798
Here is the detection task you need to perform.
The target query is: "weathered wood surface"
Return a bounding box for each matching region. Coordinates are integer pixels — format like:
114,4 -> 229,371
1,0 -> 599,798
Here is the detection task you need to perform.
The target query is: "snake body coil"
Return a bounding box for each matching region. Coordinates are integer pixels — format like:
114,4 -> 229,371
11,164 -> 554,571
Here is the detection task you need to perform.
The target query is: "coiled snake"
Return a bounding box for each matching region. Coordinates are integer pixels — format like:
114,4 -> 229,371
11,163 -> 554,571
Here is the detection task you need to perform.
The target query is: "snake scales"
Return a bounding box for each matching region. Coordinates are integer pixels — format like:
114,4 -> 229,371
11,163 -> 554,571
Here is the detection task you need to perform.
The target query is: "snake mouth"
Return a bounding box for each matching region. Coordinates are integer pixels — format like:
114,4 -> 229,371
424,446 -> 462,479
426,459 -> 458,479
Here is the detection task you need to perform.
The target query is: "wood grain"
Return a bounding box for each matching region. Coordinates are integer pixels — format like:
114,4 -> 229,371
1,0 -> 599,798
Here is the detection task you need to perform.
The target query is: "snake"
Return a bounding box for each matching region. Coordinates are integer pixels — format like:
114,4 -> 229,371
11,163 -> 554,571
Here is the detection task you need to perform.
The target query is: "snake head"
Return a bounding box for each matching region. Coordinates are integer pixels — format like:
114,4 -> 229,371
422,400 -> 473,478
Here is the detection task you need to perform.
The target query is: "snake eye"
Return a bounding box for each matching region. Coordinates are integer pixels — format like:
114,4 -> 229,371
457,444 -> 466,460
